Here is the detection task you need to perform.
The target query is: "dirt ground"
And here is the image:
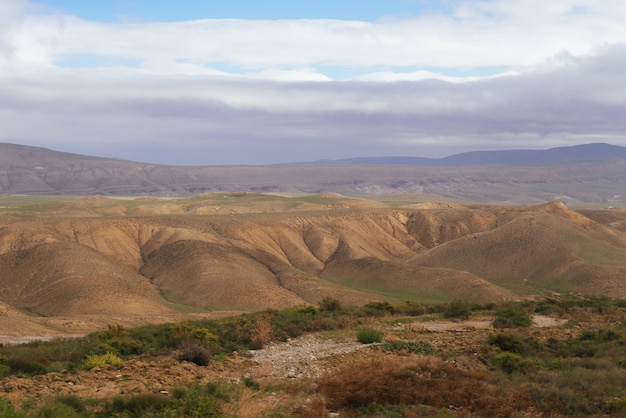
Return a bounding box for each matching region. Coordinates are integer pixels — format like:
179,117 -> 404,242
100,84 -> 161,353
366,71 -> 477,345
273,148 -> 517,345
0,315 -> 569,410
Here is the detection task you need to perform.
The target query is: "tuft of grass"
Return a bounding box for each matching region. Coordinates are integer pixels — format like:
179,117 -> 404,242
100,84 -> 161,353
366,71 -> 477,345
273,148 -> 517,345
83,352 -> 124,369
241,375 -> 260,391
356,328 -> 383,344
377,340 -> 434,355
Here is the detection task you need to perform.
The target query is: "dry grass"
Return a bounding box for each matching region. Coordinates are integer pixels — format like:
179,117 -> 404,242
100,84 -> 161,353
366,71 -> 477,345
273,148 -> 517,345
318,353 -> 529,417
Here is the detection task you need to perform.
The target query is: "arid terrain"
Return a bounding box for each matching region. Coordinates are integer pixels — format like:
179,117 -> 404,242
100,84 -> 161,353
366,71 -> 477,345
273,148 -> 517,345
0,192 -> 625,342
2,142 -> 626,206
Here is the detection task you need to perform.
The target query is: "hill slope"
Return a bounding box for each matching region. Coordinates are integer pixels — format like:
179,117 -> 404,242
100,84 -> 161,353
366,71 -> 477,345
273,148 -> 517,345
1,195 -> 626,329
1,142 -> 626,205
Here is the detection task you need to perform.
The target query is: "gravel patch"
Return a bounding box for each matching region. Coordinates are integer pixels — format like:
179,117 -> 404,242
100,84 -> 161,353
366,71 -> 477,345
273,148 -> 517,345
248,334 -> 367,379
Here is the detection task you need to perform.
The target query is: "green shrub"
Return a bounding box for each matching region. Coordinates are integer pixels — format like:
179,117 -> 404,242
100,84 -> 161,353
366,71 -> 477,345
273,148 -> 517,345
150,384 -> 226,417
356,328 -> 383,344
492,302 -> 532,328
362,301 -> 396,316
534,298 -> 566,315
487,332 -> 524,354
579,329 -> 621,343
173,323 -> 220,349
83,352 -> 123,369
395,301 -> 426,316
109,393 -> 173,417
242,375 -> 260,390
491,352 -> 528,374
443,299 -> 471,320
0,398 -> 24,418
35,402 -> 83,418
53,395 -> 86,414
378,340 -> 434,355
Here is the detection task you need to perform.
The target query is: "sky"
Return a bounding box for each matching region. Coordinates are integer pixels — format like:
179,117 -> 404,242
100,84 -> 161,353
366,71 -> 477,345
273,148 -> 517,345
1,1 -> 626,165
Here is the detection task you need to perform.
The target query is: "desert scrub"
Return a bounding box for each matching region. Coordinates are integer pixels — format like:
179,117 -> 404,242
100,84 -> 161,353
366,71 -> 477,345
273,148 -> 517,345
356,328 -> 383,344
377,340 -> 434,355
492,302 -> 532,328
361,301 -> 396,316
394,300 -> 426,316
318,356 -> 525,416
318,296 -> 342,312
83,352 -> 124,369
490,352 -> 529,374
172,323 -> 220,349
177,341 -> 211,366
487,332 -> 526,354
442,299 -> 471,320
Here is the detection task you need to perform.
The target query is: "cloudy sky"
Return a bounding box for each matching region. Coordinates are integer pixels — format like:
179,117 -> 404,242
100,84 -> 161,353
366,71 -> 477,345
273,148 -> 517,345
1,0 -> 625,165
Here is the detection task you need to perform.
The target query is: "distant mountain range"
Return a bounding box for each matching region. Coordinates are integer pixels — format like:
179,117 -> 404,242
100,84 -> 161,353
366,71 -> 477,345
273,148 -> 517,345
309,143 -> 626,166
1,142 -> 625,206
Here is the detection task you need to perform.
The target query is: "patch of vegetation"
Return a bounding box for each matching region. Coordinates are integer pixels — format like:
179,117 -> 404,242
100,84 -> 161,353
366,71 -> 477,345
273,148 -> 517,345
492,302 -> 533,328
108,393 -> 174,417
491,352 -> 529,374
394,300 -> 426,316
318,297 -> 342,312
241,375 -> 260,391
83,352 -> 124,369
318,357 -> 524,417
442,298 -> 472,320
361,301 -> 396,316
3,297 -> 626,417
176,341 -> 211,366
356,328 -> 384,344
377,340 -> 434,355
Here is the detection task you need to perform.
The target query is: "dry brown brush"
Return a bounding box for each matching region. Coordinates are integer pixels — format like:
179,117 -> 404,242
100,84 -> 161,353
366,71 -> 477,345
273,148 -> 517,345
318,354 -> 530,417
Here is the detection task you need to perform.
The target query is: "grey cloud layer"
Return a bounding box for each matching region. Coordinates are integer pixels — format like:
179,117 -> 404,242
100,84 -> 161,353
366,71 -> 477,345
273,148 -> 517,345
1,0 -> 626,164
1,45 -> 625,164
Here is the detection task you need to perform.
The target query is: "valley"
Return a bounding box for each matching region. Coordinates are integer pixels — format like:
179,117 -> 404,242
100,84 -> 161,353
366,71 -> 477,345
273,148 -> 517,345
0,192 -> 625,339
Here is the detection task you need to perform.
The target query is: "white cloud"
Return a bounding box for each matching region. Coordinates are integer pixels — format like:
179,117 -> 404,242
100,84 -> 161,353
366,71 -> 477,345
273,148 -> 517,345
2,0 -> 626,78
1,1 -> 626,164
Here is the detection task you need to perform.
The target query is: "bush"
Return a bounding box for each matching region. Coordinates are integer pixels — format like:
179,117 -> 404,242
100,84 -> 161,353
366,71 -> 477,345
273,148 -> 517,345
35,402 -> 83,418
443,299 -> 471,320
378,340 -> 434,355
173,323 -> 220,349
53,395 -> 86,414
493,302 -> 532,328
4,357 -> 47,376
395,300 -> 426,316
487,332 -> 524,354
579,329 -> 621,343
362,301 -> 396,316
319,357 -> 524,416
177,342 -> 211,366
83,352 -> 124,369
0,398 -> 24,418
491,352 -> 528,374
109,393 -> 173,417
319,297 -> 342,312
356,328 -> 383,344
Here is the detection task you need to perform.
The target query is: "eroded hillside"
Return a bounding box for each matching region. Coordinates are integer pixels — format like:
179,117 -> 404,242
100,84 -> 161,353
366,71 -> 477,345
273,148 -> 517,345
1,193 -> 625,337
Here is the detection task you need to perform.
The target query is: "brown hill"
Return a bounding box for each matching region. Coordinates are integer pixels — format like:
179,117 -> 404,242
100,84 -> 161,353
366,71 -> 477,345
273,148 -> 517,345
1,194 -> 626,337
411,201 -> 626,296
2,143 -> 626,206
